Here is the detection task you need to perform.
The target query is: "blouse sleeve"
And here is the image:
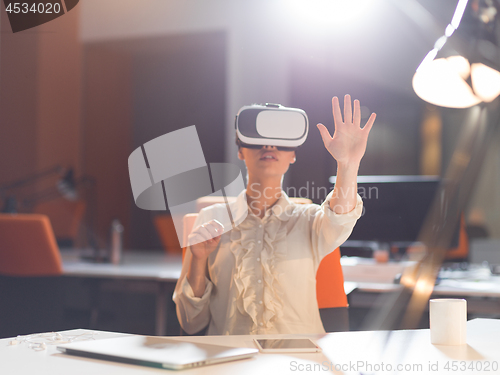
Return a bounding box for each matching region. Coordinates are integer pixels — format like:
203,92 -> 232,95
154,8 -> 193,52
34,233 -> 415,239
172,210 -> 214,335
309,191 -> 364,269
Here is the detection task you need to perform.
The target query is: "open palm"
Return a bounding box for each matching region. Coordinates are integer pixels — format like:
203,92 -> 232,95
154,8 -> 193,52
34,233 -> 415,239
317,95 -> 376,166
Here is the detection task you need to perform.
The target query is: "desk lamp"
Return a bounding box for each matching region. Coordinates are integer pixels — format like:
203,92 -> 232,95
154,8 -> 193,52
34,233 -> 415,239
0,167 -> 99,252
365,0 -> 500,331
412,0 -> 500,108
403,0 -> 500,328
0,165 -> 73,213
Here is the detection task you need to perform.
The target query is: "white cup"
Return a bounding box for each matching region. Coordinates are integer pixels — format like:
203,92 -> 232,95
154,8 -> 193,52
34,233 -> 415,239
429,299 -> 467,345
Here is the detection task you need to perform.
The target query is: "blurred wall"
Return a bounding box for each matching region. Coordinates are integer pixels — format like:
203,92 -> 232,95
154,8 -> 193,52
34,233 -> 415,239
82,32 -> 226,249
78,0 -> 431,176
0,7 -> 38,190
82,45 -> 132,247
0,3 -> 82,205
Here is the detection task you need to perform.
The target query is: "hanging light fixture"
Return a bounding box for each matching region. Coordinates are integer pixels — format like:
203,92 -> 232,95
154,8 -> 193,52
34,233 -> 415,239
413,0 -> 500,108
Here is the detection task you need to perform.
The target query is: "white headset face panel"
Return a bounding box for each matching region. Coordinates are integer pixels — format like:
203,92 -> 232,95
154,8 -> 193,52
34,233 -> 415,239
235,104 -> 309,147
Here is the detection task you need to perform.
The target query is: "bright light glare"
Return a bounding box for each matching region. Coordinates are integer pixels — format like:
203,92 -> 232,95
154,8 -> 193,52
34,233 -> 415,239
413,58 -> 481,108
414,277 -> 434,296
446,55 -> 470,79
471,63 -> 500,102
286,0 -> 375,33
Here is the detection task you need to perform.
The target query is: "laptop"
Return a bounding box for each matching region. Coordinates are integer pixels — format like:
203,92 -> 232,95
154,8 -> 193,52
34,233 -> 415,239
57,335 -> 258,370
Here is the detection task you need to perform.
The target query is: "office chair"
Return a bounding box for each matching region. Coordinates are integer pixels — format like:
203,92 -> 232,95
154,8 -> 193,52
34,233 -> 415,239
154,214 -> 182,254
0,214 -> 67,338
179,196 -> 349,334
33,199 -> 86,247
444,215 -> 470,262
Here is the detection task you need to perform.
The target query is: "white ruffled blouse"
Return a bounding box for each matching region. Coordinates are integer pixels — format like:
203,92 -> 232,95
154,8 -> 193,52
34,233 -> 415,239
173,189 -> 363,335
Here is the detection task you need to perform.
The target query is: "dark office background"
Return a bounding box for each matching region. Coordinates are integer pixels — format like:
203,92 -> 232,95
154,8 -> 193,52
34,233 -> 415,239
1,0 -> 498,248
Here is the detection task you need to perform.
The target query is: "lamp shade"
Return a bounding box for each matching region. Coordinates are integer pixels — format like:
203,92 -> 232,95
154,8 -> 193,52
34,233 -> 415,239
470,62 -> 500,102
413,57 -> 482,108
412,0 -> 500,108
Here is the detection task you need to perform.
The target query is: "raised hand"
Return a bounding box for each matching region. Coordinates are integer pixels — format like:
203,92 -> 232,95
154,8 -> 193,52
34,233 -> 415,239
317,95 -> 376,166
188,219 -> 224,260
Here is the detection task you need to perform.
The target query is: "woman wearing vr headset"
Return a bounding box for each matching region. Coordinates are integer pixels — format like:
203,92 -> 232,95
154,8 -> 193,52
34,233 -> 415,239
174,95 -> 376,335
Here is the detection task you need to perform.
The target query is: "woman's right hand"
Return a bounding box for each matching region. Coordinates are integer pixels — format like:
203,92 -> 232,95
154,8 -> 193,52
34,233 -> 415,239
188,219 -> 224,260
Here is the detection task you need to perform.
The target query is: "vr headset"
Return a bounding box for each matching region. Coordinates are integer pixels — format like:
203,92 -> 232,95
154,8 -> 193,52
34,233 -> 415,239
235,103 -> 309,150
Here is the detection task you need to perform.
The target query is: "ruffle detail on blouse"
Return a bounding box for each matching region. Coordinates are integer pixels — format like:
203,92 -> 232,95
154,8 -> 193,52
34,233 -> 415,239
229,214 -> 287,332
229,221 -> 258,328
260,215 -> 286,328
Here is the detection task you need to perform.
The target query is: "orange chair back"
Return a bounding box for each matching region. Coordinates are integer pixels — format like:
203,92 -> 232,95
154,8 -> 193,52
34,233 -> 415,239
154,214 -> 182,254
445,215 -> 469,260
182,212 -> 347,308
182,213 -> 199,261
33,200 -> 85,242
316,249 -> 348,308
0,214 -> 62,276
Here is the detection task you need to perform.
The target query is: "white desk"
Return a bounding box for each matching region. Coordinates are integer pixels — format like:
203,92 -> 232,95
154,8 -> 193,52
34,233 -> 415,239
61,252 -> 500,334
62,251 -> 182,281
61,251 -> 182,336
345,260 -> 500,317
1,319 -> 499,375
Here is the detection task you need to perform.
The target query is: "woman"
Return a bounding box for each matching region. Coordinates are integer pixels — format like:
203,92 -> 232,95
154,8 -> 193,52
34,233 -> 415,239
173,95 -> 376,335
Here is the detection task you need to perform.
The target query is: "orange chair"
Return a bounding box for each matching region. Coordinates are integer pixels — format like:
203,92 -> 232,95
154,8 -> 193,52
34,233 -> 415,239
445,215 -> 469,261
182,207 -> 349,332
316,250 -> 348,309
0,214 -> 62,276
315,249 -> 349,331
0,214 -> 66,338
33,199 -> 86,247
154,214 -> 182,254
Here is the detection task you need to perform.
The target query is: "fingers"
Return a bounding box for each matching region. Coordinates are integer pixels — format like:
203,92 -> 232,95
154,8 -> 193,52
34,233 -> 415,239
316,123 -> 332,147
335,95 -> 374,129
353,99 -> 361,127
190,220 -> 224,244
344,94 -> 352,125
187,232 -> 206,248
200,220 -> 224,241
363,112 -> 377,134
332,96 -> 343,127
210,219 -> 224,233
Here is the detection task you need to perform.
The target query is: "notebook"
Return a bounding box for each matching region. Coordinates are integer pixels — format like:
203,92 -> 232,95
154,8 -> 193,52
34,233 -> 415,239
57,335 -> 258,370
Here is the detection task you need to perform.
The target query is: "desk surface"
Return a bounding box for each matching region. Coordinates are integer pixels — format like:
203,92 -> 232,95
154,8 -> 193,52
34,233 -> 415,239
57,251 -> 500,336
62,251 -> 500,297
61,250 -> 182,282
342,257 -> 500,298
1,319 -> 499,375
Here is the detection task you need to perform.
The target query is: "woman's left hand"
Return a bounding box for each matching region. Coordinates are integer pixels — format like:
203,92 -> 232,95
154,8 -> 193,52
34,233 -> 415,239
317,95 -> 376,166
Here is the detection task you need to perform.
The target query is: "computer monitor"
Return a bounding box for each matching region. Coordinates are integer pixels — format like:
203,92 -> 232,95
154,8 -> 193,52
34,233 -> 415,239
329,175 -> 459,249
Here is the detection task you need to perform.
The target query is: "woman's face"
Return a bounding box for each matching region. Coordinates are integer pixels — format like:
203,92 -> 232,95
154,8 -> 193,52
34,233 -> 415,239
238,145 -> 296,181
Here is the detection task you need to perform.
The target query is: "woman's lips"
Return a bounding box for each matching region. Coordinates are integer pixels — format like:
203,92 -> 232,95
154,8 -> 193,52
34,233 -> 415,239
260,152 -> 277,160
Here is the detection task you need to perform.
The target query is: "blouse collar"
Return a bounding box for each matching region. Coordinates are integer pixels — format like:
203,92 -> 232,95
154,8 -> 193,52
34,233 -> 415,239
231,189 -> 293,223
